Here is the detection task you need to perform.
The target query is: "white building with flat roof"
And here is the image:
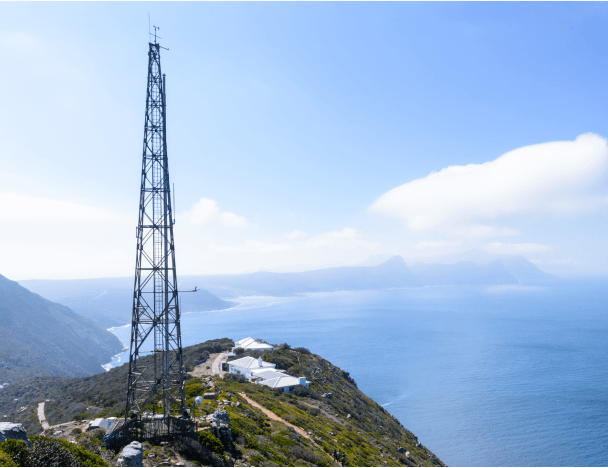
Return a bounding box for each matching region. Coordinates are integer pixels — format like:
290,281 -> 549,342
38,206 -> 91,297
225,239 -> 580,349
248,368 -> 286,383
228,356 -> 276,379
258,374 -> 310,394
233,337 -> 275,352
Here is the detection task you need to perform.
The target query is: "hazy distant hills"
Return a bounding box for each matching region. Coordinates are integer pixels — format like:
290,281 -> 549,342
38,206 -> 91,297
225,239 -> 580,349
0,274 -> 124,384
184,255 -> 420,297
186,254 -> 553,297
409,260 -> 517,286
17,254 -> 552,332
20,277 -> 236,328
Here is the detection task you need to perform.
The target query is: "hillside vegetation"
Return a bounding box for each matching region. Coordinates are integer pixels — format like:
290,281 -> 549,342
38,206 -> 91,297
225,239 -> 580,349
0,339 -> 444,467
0,274 -> 124,384
0,339 -> 234,436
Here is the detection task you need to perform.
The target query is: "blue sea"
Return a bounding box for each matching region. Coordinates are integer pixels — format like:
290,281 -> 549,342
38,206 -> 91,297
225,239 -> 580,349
107,277 -> 608,467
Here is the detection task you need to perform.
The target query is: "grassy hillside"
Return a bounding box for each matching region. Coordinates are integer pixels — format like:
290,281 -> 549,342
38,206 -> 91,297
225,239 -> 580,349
0,274 -> 124,384
192,347 -> 444,467
0,339 -> 234,436
0,339 -> 444,467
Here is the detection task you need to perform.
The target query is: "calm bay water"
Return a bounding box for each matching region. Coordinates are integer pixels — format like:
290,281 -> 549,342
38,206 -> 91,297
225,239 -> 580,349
108,278 -> 608,466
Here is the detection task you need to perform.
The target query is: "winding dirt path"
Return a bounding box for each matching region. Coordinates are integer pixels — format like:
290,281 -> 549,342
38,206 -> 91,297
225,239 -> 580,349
238,393 -> 317,445
38,402 -> 50,430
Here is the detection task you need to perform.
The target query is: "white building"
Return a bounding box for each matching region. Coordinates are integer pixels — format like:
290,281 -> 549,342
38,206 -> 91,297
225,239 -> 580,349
233,337 -> 276,352
258,374 -> 310,394
248,368 -> 287,383
228,356 -> 276,379
88,417 -> 117,432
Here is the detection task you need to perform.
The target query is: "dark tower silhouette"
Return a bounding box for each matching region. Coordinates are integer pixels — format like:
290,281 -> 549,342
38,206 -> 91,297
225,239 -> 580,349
125,37 -> 185,422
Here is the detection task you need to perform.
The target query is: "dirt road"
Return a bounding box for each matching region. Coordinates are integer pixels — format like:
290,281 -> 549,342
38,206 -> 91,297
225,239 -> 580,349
211,353 -> 227,377
238,393 -> 317,445
37,402 -> 50,430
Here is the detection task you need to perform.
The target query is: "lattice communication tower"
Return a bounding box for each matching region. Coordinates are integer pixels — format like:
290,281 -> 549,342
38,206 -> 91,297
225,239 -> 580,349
125,39 -> 186,422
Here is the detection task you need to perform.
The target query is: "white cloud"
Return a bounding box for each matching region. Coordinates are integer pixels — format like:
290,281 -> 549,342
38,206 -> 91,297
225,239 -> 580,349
182,197 -> 247,228
369,133 -> 608,232
220,211 -> 247,228
483,242 -> 552,255
184,198 -> 219,224
0,193 -> 121,221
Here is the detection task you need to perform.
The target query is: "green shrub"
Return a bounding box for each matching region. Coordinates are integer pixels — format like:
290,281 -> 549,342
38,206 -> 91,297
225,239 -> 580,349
224,373 -> 246,383
197,431 -> 224,454
185,378 -> 203,398
0,440 -> 28,466
27,435 -> 108,467
0,450 -> 17,467
289,446 -> 324,465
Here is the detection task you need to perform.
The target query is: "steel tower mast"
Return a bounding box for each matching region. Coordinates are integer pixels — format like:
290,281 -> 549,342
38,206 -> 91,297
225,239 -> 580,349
125,38 -> 185,422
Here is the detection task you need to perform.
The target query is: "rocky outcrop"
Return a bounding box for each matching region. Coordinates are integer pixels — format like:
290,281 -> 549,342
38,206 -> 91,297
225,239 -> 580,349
117,440 -> 143,467
211,409 -> 232,447
0,422 -> 31,446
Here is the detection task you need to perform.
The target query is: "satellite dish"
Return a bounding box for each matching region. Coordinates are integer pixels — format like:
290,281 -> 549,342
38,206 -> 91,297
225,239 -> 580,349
195,396 -> 203,405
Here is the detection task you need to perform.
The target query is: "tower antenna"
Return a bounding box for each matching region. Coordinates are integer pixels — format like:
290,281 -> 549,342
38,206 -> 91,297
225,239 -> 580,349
106,39 -> 193,450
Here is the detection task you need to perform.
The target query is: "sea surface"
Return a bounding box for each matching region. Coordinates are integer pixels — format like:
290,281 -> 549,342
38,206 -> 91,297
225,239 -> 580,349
106,277 -> 608,467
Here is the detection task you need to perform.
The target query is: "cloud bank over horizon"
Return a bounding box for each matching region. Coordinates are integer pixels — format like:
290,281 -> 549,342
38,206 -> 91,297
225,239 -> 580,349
369,134 -> 608,237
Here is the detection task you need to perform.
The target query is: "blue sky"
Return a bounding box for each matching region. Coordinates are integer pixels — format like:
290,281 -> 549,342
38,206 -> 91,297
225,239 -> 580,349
1,2 -> 608,279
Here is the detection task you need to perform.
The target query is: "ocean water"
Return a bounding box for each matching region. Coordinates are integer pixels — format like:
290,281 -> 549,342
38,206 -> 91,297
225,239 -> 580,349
107,278 -> 608,467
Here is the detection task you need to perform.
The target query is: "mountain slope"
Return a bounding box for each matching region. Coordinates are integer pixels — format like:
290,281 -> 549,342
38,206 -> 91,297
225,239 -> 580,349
20,277 -> 235,328
0,274 -> 124,383
499,256 -> 555,283
405,250 -> 555,283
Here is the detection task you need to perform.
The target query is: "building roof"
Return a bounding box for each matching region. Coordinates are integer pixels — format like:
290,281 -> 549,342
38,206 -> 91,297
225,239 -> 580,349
249,369 -> 286,380
259,374 -> 304,389
228,356 -> 275,371
234,337 -> 274,350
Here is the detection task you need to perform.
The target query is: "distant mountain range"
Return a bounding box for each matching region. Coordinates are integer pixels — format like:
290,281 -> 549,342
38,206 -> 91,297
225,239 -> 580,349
0,274 -> 124,384
184,254 -> 554,297
20,277 -> 236,329
18,254 -> 553,331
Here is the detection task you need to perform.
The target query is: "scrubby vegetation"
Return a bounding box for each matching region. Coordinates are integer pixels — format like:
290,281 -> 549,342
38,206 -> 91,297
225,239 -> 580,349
0,435 -> 108,467
0,339 -> 444,467
185,347 -> 444,467
198,430 -> 225,454
0,339 -> 234,435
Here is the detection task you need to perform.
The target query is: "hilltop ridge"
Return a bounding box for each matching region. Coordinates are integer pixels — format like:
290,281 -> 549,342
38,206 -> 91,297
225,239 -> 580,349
0,339 -> 444,467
